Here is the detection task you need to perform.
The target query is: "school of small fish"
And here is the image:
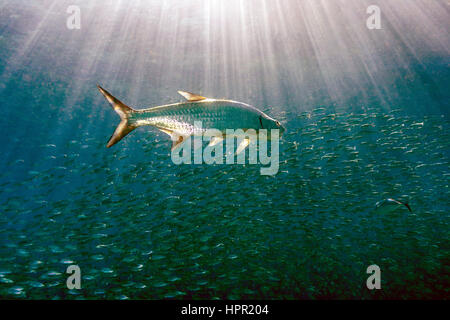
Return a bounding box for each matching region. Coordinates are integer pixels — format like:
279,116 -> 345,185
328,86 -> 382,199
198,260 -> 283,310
0,107 -> 448,299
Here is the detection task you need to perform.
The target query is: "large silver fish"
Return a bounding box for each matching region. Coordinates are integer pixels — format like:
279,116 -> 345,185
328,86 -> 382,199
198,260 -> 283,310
97,85 -> 285,150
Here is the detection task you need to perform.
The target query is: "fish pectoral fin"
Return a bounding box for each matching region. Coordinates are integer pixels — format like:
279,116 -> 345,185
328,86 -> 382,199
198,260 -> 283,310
178,91 -> 207,102
208,136 -> 224,147
171,135 -> 186,151
235,138 -> 250,155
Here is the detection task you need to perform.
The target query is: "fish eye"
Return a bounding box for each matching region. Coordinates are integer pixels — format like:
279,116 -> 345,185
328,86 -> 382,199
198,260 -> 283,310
276,121 -> 280,126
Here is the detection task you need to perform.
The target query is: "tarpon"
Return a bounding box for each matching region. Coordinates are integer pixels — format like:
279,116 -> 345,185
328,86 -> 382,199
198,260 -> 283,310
97,85 -> 285,151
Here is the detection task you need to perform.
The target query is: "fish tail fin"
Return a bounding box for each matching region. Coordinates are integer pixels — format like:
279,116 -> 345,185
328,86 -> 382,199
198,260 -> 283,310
404,202 -> 412,212
97,85 -> 137,148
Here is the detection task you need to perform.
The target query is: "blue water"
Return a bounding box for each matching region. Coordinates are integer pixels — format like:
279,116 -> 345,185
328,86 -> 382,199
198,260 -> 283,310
0,1 -> 448,299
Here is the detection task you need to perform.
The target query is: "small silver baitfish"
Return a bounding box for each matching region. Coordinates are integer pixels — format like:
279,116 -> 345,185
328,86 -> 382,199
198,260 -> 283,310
97,85 -> 285,150
374,198 -> 412,214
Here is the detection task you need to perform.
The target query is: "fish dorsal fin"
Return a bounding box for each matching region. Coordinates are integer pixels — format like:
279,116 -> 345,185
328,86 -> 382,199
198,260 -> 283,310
178,91 -> 207,101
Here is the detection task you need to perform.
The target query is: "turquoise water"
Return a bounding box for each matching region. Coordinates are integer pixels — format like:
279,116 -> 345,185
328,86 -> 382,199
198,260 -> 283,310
0,1 -> 449,299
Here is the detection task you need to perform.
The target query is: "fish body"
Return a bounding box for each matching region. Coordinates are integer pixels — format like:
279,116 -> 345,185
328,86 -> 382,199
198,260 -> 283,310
374,198 -> 412,214
97,86 -> 285,149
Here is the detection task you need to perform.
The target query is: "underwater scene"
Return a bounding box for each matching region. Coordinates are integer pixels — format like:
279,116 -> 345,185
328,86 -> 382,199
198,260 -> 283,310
0,0 -> 448,299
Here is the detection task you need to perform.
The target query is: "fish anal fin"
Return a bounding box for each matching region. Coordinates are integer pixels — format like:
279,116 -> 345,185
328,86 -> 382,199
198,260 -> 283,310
208,136 -> 224,147
171,135 -> 185,151
157,127 -> 173,137
178,91 -> 207,102
156,127 -> 188,152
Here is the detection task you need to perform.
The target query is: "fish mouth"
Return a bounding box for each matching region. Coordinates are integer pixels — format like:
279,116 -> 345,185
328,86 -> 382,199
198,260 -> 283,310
273,119 -> 285,135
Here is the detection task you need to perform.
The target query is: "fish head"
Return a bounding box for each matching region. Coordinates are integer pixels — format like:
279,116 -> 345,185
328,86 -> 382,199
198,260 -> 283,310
259,114 -> 285,137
